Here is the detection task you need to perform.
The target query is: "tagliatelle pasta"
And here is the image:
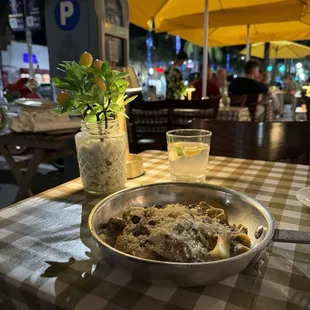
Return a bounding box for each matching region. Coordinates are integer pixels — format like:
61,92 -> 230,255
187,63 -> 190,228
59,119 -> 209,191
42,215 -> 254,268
98,201 -> 251,263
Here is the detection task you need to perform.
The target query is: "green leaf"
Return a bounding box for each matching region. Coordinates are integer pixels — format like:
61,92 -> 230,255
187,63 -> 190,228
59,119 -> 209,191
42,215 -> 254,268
52,57 -> 137,120
71,61 -> 84,80
52,77 -> 77,91
50,107 -> 63,114
124,95 -> 138,106
52,77 -> 67,84
114,79 -> 128,93
112,71 -> 129,79
74,93 -> 93,102
101,61 -> 110,72
84,114 -> 98,122
117,111 -> 129,119
88,106 -> 103,115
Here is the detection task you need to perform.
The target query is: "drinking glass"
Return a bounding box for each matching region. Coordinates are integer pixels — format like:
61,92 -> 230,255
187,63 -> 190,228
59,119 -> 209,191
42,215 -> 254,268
296,187 -> 310,207
166,129 -> 212,182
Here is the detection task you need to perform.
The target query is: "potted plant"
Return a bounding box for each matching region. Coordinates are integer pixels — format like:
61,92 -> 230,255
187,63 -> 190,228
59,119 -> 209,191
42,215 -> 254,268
53,52 -> 136,194
174,81 -> 187,100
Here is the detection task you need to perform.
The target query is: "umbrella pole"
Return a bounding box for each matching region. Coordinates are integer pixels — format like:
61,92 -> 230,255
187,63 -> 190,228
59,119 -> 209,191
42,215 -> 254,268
245,25 -> 251,61
23,0 -> 34,79
202,0 -> 209,99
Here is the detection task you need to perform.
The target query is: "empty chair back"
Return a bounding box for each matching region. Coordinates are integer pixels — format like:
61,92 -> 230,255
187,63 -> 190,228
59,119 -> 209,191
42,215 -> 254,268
246,94 -> 260,121
128,101 -> 172,152
168,98 -> 220,128
189,119 -> 310,163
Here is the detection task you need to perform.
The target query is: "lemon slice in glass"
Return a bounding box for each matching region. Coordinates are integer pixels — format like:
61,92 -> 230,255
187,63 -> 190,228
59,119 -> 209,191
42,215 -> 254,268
183,145 -> 204,157
169,149 -> 181,161
168,146 -> 183,161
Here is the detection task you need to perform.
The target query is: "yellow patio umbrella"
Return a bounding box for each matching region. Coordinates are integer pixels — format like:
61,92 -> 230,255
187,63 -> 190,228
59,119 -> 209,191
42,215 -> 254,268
168,21 -> 310,47
129,0 -> 309,97
129,0 -> 290,31
240,41 -> 310,59
159,1 -> 310,47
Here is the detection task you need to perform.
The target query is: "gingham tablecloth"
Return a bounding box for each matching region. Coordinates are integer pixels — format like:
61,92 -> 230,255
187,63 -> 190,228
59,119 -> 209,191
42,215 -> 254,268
1,150 -> 310,310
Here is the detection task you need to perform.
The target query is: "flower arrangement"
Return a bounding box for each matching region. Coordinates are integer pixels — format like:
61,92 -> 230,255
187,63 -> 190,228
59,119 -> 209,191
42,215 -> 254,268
53,52 -> 136,126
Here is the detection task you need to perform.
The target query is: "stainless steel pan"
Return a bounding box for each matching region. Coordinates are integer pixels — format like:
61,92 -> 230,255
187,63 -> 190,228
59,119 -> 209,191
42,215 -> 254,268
89,182 -> 310,287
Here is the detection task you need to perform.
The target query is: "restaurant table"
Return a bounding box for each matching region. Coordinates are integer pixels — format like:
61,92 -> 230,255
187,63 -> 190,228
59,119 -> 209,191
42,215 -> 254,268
1,150 -> 310,310
295,106 -> 307,121
0,132 -> 77,199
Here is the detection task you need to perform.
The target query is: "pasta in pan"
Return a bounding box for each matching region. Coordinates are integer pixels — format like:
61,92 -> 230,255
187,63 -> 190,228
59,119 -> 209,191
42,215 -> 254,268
98,201 -> 251,262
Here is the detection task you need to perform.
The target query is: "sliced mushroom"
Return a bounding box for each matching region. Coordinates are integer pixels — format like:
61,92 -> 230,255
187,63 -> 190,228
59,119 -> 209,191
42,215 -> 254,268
209,234 -> 231,259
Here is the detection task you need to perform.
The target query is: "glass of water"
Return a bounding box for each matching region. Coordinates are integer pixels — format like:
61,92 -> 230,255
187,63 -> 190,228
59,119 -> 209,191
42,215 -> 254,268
166,129 -> 212,182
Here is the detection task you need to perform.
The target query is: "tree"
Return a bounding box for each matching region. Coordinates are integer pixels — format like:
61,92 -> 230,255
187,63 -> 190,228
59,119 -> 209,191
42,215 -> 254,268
130,36 -> 147,64
152,33 -> 176,63
184,42 -> 224,64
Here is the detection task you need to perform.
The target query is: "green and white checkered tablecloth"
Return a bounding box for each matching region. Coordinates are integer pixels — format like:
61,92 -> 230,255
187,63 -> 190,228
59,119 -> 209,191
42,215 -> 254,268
1,150 -> 310,310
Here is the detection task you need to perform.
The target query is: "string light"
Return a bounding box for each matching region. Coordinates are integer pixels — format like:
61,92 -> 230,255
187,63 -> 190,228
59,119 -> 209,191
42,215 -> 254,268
226,53 -> 230,72
175,36 -> 181,54
146,31 -> 153,70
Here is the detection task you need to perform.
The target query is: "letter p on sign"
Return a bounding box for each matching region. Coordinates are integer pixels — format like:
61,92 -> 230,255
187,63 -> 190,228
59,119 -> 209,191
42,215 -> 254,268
55,0 -> 80,31
60,1 -> 74,26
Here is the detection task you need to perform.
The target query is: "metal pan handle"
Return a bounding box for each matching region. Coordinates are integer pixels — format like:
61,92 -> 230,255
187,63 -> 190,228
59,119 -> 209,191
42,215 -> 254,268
273,229 -> 310,244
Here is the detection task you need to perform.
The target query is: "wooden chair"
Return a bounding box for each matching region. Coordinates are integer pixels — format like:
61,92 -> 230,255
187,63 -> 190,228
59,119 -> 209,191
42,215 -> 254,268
128,100 -> 172,153
230,95 -> 247,107
246,94 -> 261,121
167,98 -> 220,129
128,99 -> 220,152
230,94 -> 266,121
0,132 -> 77,199
189,119 -> 310,164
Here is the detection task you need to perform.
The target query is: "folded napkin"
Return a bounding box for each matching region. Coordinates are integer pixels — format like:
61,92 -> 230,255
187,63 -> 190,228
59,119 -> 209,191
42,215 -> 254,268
10,111 -> 81,133
11,117 -> 24,132
33,119 -> 81,132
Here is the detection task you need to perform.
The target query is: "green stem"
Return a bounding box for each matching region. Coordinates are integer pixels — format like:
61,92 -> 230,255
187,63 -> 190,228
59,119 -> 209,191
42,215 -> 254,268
83,104 -> 92,119
96,112 -> 104,142
104,111 -> 108,129
106,98 -> 112,109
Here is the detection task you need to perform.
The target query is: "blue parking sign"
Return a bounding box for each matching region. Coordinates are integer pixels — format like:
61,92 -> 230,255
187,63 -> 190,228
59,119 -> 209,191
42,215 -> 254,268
55,0 -> 80,31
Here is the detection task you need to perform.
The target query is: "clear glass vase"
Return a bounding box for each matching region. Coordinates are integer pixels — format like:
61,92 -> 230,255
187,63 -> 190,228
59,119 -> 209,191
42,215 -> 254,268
75,119 -> 127,195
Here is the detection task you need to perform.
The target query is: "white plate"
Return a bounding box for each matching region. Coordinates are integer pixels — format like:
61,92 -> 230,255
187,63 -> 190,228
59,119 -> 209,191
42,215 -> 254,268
15,98 -> 57,109
296,187 -> 310,207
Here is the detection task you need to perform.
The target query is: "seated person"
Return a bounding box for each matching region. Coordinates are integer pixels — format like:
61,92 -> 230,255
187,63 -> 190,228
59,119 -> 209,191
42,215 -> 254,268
283,75 -> 297,111
229,61 -> 269,96
191,65 -> 220,99
229,61 -> 269,121
214,68 -> 227,88
257,69 -> 279,115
